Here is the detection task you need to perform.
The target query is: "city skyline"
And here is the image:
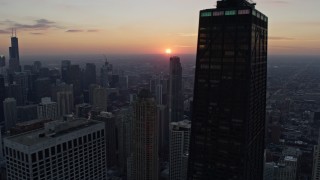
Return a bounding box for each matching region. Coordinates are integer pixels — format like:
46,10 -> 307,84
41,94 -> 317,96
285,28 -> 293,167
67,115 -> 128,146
0,0 -> 319,56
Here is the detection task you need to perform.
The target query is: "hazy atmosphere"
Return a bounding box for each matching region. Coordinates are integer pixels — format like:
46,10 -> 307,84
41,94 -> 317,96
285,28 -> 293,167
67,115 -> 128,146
0,0 -> 320,55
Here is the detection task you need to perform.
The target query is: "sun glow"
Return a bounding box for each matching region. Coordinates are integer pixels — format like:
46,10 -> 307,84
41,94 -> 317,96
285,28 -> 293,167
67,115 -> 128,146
165,48 -> 172,54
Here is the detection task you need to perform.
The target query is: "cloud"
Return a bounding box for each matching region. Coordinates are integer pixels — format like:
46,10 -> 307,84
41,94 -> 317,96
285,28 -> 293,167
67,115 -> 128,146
1,19 -> 61,31
14,19 -> 59,30
66,29 -> 83,33
0,30 -> 10,34
269,36 -> 295,40
87,29 -> 99,32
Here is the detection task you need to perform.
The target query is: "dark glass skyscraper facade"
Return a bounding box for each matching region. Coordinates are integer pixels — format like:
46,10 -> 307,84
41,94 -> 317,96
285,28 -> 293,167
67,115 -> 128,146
0,75 -> 5,122
188,0 -> 268,179
169,56 -> 183,123
84,63 -> 96,90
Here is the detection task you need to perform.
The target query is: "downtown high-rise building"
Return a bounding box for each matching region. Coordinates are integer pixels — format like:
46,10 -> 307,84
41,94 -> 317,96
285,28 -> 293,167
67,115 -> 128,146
313,133 -> 320,180
84,63 -> 96,90
168,56 -> 183,123
100,59 -> 113,88
3,98 -> 17,131
188,0 -> 268,179
169,120 -> 191,180
61,60 -> 71,83
9,32 -> 21,72
0,75 -> 5,122
4,118 -> 107,180
0,55 -> 5,68
128,90 -> 159,180
37,97 -> 58,120
96,112 -> 117,168
13,72 -> 28,105
57,88 -> 74,117
116,107 -> 134,174
92,86 -> 108,111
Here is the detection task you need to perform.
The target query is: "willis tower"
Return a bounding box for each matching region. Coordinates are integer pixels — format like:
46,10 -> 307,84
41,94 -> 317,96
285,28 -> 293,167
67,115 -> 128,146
9,30 -> 21,72
188,0 -> 268,179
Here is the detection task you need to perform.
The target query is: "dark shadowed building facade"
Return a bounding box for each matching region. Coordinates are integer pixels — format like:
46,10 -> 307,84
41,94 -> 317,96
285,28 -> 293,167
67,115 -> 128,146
188,0 -> 268,179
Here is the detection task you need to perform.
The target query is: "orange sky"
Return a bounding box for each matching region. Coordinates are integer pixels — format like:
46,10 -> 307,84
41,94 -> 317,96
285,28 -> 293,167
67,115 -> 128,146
0,0 -> 320,56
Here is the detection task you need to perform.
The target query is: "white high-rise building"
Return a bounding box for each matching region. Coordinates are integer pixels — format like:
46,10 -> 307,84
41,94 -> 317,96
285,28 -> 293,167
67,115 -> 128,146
37,97 -> 58,120
169,120 -> 191,180
4,118 -> 106,180
57,90 -> 74,117
274,156 -> 298,180
3,98 -> 17,131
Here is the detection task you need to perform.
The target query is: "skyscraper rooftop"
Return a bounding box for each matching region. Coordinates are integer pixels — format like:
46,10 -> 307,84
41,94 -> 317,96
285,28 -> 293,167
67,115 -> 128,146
217,0 -> 256,8
5,119 -> 102,146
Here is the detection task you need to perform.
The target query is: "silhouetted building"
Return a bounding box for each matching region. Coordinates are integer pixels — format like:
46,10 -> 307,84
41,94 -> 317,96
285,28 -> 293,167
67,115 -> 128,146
169,56 -> 183,123
96,112 -> 117,168
6,83 -> 24,106
61,60 -> 71,83
93,87 -> 108,111
116,107 -> 133,174
13,72 -> 28,105
0,75 -> 5,122
84,63 -> 96,90
51,83 -> 73,102
128,90 -> 159,180
69,65 -> 82,102
169,120 -> 191,180
57,89 -> 74,117
33,61 -> 42,73
24,65 -> 33,72
9,32 -> 21,72
49,68 -> 61,84
100,59 -> 113,88
75,103 -> 92,118
38,97 -> 58,120
17,104 -> 38,122
188,0 -> 268,179
34,77 -> 51,102
89,84 -> 99,105
3,98 -> 17,131
158,105 -> 169,160
0,55 -> 5,67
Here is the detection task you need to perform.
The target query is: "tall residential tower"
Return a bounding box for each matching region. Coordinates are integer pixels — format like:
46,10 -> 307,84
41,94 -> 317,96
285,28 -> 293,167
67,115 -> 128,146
128,90 -> 159,180
168,56 -> 183,123
188,0 -> 268,179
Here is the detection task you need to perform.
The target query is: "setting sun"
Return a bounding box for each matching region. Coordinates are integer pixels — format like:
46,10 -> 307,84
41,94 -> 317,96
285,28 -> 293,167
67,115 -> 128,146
165,49 -> 172,54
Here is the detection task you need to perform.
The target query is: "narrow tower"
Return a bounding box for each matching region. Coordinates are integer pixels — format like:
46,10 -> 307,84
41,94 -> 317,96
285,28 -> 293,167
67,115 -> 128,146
168,56 -> 183,123
9,29 -> 21,72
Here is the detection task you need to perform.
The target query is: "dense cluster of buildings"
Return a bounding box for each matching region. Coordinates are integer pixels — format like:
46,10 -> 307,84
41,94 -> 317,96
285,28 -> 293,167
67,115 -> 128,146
0,0 -> 320,180
0,26 -> 189,180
